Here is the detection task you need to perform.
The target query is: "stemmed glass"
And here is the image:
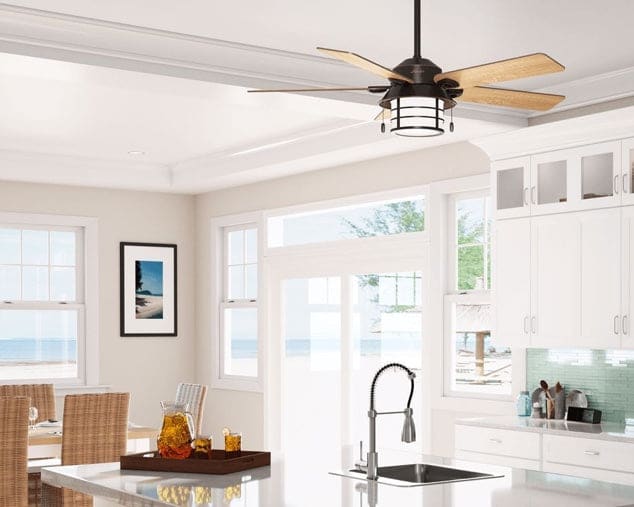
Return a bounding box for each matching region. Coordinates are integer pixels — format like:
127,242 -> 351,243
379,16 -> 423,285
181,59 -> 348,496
28,406 -> 38,430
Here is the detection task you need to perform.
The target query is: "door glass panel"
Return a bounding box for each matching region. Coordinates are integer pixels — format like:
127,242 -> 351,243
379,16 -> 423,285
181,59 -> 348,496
0,229 -> 20,264
581,152 -> 613,200
496,167 -> 524,210
351,272 -> 422,452
538,160 -> 567,204
282,277 -> 341,506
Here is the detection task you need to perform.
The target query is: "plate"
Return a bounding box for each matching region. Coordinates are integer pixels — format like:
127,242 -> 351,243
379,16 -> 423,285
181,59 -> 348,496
565,389 -> 587,409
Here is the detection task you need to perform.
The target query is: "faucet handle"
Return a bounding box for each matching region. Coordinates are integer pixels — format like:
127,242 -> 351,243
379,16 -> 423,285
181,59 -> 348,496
354,440 -> 368,472
359,440 -> 363,460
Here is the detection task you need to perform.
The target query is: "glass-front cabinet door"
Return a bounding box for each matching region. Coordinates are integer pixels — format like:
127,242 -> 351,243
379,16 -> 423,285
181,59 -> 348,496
574,141 -> 622,210
493,156 -> 530,219
530,150 -> 571,215
621,137 -> 634,206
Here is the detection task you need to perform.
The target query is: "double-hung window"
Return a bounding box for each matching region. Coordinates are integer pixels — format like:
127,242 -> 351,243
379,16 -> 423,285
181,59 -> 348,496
0,217 -> 91,384
219,224 -> 259,382
444,190 -> 512,398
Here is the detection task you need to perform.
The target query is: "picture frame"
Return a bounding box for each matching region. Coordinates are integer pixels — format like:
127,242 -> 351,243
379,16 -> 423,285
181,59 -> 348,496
120,242 -> 177,337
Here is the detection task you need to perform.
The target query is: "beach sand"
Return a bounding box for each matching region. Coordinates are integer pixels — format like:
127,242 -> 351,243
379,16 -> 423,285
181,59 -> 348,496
135,295 -> 163,319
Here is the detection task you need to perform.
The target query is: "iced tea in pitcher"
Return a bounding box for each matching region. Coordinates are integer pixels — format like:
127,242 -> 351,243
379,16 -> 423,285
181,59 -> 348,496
157,401 -> 195,459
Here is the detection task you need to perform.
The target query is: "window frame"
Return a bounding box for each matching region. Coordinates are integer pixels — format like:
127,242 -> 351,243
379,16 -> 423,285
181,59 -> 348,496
211,213 -> 263,392
0,212 -> 98,387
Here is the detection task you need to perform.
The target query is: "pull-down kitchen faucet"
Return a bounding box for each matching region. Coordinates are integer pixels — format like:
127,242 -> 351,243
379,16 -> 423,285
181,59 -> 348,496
366,362 -> 416,480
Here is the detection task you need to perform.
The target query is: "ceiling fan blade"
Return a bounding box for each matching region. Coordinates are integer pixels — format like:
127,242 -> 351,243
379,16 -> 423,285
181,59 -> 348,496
458,86 -> 565,111
373,108 -> 391,121
247,86 -> 380,93
317,47 -> 414,84
435,53 -> 564,88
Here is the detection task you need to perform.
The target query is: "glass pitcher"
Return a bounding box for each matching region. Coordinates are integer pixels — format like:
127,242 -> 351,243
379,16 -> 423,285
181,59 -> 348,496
157,401 -> 195,459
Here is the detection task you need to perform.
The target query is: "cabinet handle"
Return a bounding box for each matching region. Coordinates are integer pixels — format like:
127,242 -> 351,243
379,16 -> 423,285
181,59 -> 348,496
531,316 -> 536,334
489,438 -> 502,444
523,316 -> 529,334
624,174 -> 629,194
523,187 -> 529,206
530,186 -> 536,204
614,175 -> 620,194
623,315 -> 629,335
614,315 -> 620,335
583,450 -> 600,456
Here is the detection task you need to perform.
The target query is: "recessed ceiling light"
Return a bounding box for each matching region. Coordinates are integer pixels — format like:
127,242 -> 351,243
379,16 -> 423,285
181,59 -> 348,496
127,150 -> 146,156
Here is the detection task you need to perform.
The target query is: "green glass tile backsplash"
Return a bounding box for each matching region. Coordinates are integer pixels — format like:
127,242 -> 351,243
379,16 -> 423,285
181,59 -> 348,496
526,348 -> 634,423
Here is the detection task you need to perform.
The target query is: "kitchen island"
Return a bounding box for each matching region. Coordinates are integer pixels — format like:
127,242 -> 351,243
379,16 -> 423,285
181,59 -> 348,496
41,450 -> 634,506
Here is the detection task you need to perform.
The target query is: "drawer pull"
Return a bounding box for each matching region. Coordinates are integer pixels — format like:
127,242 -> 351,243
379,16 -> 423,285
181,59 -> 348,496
489,438 -> 502,444
583,450 -> 600,456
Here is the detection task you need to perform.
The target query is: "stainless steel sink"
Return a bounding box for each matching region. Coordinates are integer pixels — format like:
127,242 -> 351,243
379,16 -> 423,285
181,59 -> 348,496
333,463 -> 502,487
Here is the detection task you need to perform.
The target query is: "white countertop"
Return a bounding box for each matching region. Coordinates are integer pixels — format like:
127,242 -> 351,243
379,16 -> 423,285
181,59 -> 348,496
456,416 -> 634,443
41,449 -> 634,506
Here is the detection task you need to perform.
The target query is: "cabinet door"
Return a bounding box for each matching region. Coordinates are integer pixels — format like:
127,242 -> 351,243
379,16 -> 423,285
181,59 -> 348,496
621,138 -> 634,206
530,150 -> 572,216
531,214 -> 581,347
574,141 -> 622,210
493,218 -> 530,346
493,157 -> 530,219
578,208 -> 621,348
622,206 -> 634,348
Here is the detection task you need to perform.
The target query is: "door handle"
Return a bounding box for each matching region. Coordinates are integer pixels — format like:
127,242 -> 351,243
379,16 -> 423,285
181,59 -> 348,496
614,174 -> 620,194
530,186 -> 536,205
523,187 -> 529,206
523,316 -> 529,334
489,438 -> 502,444
614,315 -> 620,335
623,315 -> 629,335
624,174 -> 629,194
583,450 -> 600,456
531,316 -> 537,334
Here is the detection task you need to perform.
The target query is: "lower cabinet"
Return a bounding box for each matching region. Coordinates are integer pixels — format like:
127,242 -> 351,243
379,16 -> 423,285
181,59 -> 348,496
455,424 -> 634,485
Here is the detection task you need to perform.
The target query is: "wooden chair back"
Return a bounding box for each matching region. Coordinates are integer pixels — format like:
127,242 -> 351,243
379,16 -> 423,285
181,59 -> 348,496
0,396 -> 29,507
175,383 -> 208,435
0,384 -> 56,423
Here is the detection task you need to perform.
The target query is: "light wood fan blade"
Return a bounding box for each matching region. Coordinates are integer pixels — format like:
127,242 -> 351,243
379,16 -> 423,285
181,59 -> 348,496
317,47 -> 414,84
458,86 -> 565,111
248,86 -> 376,93
434,53 -> 564,88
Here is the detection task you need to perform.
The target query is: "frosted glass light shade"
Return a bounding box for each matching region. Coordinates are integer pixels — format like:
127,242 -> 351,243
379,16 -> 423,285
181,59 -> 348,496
390,97 -> 445,137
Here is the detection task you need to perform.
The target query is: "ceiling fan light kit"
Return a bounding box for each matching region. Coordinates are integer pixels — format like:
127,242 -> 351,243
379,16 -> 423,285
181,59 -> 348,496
248,0 -> 566,138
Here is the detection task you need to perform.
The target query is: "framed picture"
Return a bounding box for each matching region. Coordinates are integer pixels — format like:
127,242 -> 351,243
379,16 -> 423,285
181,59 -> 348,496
120,242 -> 177,337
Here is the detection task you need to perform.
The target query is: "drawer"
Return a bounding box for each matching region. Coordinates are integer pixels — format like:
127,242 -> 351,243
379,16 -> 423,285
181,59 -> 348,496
455,425 -> 541,460
543,435 -> 634,474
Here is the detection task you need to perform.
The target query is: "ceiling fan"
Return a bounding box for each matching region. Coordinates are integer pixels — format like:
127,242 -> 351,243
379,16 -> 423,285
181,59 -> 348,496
248,0 -> 565,137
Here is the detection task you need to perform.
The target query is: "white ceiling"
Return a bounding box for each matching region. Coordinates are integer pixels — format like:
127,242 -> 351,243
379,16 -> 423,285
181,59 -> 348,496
0,0 -> 633,193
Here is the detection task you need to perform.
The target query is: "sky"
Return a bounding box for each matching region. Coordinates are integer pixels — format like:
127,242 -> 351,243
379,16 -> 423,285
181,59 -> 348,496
137,260 -> 163,296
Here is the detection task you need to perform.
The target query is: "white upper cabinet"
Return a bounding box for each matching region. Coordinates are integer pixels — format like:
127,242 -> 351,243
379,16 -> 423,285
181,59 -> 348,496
574,141 -> 622,211
621,206 -> 634,349
530,150 -> 573,216
493,218 -> 530,347
578,208 -> 621,349
530,214 -> 581,347
621,138 -> 634,206
493,157 -> 530,219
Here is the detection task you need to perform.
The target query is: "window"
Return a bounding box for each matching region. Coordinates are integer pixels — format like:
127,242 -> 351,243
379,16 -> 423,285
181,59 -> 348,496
0,222 -> 86,382
220,225 -> 258,379
267,195 -> 425,248
445,191 -> 511,397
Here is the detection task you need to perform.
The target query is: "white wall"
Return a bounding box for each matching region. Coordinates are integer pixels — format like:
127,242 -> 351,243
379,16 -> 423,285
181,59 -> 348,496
195,141 -> 504,452
0,180 -> 196,427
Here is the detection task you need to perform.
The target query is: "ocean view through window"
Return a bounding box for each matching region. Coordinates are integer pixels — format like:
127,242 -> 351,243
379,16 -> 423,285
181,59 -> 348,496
0,223 -> 84,381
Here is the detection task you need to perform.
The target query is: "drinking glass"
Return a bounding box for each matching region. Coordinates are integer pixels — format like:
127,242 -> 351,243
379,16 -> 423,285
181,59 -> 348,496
28,406 -> 38,430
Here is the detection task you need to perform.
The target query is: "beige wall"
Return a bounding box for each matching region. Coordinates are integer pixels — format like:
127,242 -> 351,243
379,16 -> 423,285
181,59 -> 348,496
195,141 -> 491,450
0,180 -> 196,427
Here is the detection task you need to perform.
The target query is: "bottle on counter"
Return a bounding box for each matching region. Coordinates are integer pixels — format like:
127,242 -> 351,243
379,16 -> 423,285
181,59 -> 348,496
516,391 -> 531,417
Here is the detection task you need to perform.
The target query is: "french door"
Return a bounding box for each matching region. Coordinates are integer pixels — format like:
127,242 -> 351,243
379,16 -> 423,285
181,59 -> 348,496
266,252 -> 426,505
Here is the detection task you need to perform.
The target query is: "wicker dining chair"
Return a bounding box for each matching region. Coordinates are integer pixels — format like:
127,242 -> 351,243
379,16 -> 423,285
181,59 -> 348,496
0,396 -> 29,507
175,383 -> 208,435
42,392 -> 130,507
0,384 -> 56,424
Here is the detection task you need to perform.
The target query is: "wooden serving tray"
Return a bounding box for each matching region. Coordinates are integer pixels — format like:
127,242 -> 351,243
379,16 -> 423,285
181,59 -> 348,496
120,450 -> 271,475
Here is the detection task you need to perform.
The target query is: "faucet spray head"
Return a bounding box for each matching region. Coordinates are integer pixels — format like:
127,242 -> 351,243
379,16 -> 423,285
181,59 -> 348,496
401,407 -> 416,443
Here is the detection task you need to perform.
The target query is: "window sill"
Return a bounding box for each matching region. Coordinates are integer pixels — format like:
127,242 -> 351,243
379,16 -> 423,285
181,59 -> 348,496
211,377 -> 262,393
54,384 -> 111,395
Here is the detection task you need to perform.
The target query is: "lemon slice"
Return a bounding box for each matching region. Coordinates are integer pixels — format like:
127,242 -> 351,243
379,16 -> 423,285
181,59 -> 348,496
222,426 -> 231,436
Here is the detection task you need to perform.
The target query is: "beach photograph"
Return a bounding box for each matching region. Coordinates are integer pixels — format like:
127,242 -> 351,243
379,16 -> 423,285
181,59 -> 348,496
135,260 -> 164,319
